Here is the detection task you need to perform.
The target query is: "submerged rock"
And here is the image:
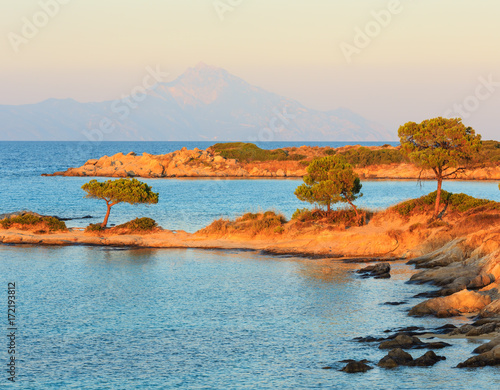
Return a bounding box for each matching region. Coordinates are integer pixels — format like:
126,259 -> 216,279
340,361 -> 373,373
357,262 -> 391,279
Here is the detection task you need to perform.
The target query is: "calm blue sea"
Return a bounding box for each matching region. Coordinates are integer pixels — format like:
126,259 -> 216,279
0,142 -> 499,389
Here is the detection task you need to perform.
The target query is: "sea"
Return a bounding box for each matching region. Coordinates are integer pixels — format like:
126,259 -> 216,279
0,141 -> 499,389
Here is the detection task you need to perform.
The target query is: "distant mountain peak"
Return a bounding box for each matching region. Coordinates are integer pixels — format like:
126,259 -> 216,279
0,63 -> 396,141
193,62 -> 219,71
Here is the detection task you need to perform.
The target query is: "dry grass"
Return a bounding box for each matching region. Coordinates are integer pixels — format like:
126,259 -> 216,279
198,211 -> 287,237
291,207 -> 374,227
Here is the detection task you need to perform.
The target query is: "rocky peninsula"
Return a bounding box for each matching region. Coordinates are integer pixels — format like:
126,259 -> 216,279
43,142 -> 500,180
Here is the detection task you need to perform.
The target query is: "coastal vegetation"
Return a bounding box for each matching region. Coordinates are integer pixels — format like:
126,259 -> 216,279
199,211 -> 287,236
85,217 -> 159,234
0,214 -> 67,233
211,142 -> 306,162
295,155 -> 362,216
81,178 -> 159,228
328,146 -> 403,167
291,207 -> 371,227
46,138 -> 500,180
398,117 -> 482,216
393,190 -> 498,219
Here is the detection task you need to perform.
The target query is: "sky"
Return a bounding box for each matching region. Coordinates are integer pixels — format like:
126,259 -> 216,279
1,0 -> 500,139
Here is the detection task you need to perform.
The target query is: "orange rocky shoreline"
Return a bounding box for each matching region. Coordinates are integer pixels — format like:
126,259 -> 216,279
43,145 -> 500,180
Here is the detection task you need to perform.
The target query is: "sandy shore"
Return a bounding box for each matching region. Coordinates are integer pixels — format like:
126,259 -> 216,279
0,223 -> 409,259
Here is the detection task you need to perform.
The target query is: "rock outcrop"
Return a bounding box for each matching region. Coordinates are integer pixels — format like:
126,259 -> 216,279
409,289 -> 492,317
43,145 -> 500,180
457,345 -> 500,368
43,147 -> 307,178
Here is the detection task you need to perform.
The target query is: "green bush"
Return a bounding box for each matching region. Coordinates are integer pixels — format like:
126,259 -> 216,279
0,214 -> 66,232
446,193 -> 493,212
339,147 -> 404,167
44,217 -> 67,232
0,219 -> 12,229
393,190 -> 496,217
116,217 -> 158,232
85,223 -> 104,232
474,140 -> 500,164
292,208 -> 313,221
274,226 -> 285,234
240,212 -> 259,221
211,142 -> 305,162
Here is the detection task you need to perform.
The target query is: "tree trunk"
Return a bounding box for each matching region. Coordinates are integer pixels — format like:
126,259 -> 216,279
434,177 -> 443,217
327,203 -> 331,214
346,199 -> 359,218
102,203 -> 112,228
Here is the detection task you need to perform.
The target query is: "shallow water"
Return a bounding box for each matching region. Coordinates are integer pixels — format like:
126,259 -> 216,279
1,142 -> 499,389
1,246 -> 498,389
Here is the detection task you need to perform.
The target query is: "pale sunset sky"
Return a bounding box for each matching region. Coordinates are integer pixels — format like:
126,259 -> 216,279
1,0 -> 499,139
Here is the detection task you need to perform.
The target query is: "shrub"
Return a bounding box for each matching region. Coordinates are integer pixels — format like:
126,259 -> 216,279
211,142 -> 305,162
85,223 -> 104,232
200,212 -> 286,236
274,226 -> 285,234
0,218 -> 12,229
338,147 -> 403,167
44,217 -> 67,232
446,193 -> 493,212
292,207 -> 369,226
393,190 -> 497,217
240,212 -> 259,221
116,217 -> 158,232
0,214 -> 67,232
292,208 -> 313,221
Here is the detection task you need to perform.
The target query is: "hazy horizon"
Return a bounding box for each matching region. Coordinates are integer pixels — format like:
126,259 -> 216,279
2,0 -> 500,140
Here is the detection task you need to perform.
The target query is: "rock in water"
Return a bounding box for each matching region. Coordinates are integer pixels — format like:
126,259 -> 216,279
379,334 -> 423,349
473,337 -> 500,354
457,345 -> 500,368
409,289 -> 491,317
378,348 -> 413,368
340,361 -> 374,373
357,262 -> 391,279
378,349 -> 446,368
408,351 -> 446,367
